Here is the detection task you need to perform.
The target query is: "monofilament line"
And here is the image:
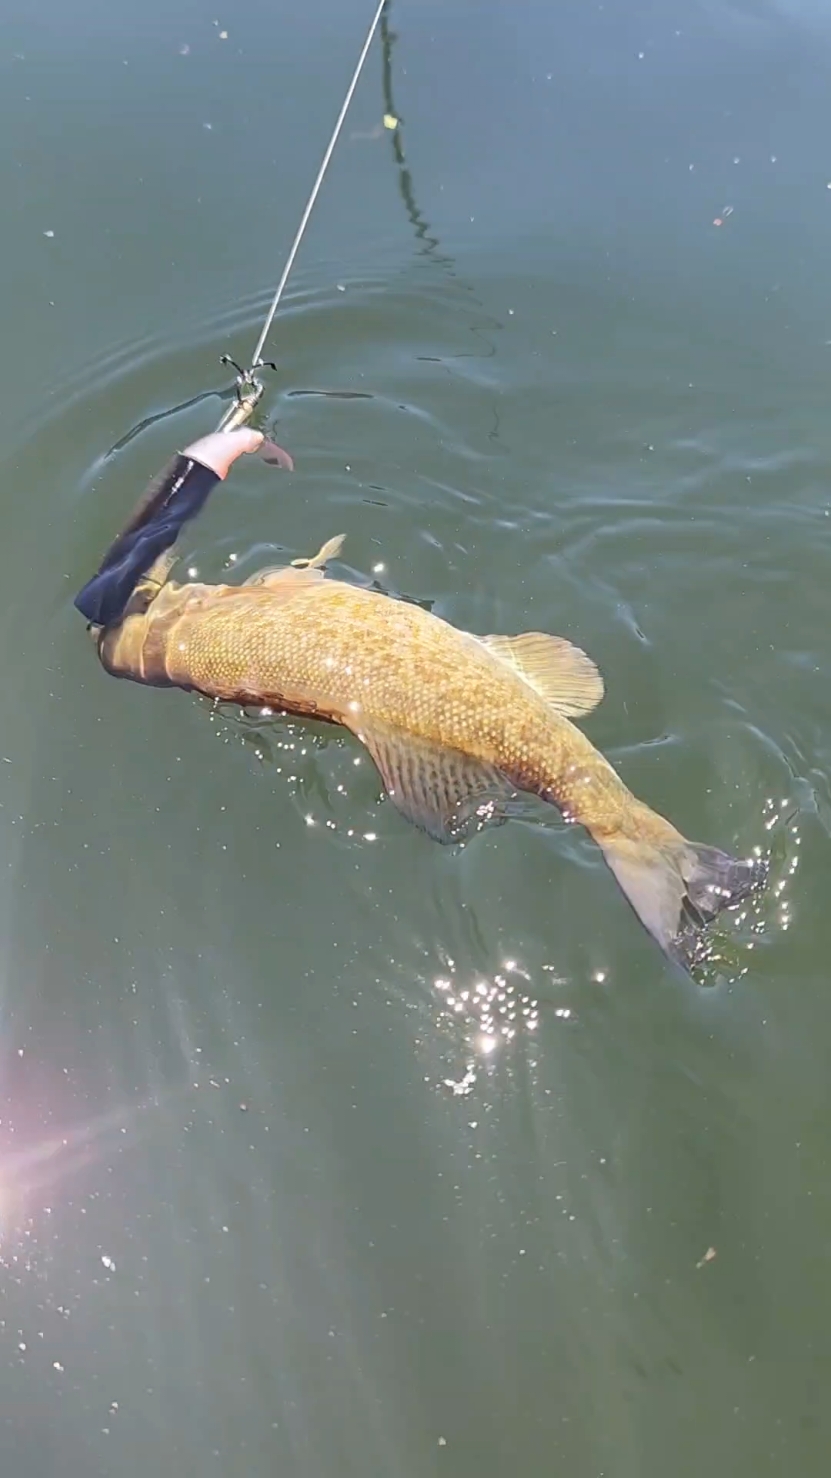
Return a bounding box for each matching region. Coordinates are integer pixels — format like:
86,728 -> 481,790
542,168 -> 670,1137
247,0 -> 388,374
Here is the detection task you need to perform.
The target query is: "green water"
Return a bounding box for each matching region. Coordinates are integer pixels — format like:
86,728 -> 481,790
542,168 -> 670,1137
1,0 -> 830,1472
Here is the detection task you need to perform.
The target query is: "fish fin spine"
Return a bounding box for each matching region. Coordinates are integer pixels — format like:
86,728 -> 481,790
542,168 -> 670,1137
476,632 -> 604,718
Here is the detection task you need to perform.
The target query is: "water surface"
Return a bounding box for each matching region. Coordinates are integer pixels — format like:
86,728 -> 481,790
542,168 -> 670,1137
0,1 -> 830,1474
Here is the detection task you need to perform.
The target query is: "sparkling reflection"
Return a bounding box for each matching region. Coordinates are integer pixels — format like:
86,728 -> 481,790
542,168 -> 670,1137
679,794 -> 800,985
426,956 -> 555,1097
206,707 -> 799,991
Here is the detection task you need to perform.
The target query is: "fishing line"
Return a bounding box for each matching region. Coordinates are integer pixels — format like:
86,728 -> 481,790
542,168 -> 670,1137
227,0 -> 387,404
107,1 -> 389,452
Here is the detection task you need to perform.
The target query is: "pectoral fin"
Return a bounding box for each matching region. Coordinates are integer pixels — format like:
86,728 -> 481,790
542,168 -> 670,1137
357,721 -> 517,843
476,632 -> 604,718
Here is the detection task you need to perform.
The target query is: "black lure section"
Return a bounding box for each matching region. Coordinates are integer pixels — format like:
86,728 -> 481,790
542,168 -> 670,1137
74,454 -> 221,627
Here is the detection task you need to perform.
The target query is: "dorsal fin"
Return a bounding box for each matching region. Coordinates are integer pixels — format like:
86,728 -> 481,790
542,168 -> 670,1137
242,534 -> 345,589
475,632 -> 604,718
241,564 -> 325,590
290,533 -> 345,570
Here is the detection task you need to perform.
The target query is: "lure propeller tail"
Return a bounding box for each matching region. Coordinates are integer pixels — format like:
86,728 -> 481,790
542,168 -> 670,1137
185,429 -> 294,474
599,831 -> 766,973
258,438 -> 294,470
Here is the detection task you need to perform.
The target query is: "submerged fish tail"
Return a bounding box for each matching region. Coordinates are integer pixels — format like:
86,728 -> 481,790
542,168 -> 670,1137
595,818 -> 766,973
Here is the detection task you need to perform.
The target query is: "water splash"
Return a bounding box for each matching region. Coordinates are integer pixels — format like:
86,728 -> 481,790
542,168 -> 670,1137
690,793 -> 801,986
421,955 -> 574,1099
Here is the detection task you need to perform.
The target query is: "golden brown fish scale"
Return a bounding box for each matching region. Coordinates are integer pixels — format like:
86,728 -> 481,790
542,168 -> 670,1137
93,557 -> 764,971
97,574 -> 636,835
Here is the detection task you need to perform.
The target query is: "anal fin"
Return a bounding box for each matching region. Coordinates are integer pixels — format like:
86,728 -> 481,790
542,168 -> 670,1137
475,631 -> 604,718
357,720 -> 517,843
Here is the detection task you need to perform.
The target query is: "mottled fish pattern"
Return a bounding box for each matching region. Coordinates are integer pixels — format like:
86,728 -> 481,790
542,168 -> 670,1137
83,430 -> 766,971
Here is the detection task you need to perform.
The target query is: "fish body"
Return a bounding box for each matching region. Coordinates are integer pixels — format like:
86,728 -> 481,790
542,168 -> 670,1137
101,569 -> 618,800
94,539 -> 764,971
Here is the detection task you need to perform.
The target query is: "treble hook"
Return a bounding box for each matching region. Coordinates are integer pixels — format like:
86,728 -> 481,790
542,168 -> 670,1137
215,358 -> 263,431
219,353 -> 247,379
220,355 -> 278,381
216,355 -> 280,431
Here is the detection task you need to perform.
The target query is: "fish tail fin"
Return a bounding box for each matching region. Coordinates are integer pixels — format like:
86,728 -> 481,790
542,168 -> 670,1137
597,829 -> 766,972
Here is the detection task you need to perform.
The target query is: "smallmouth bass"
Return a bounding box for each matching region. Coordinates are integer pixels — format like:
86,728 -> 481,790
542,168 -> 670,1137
82,429 -> 766,972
